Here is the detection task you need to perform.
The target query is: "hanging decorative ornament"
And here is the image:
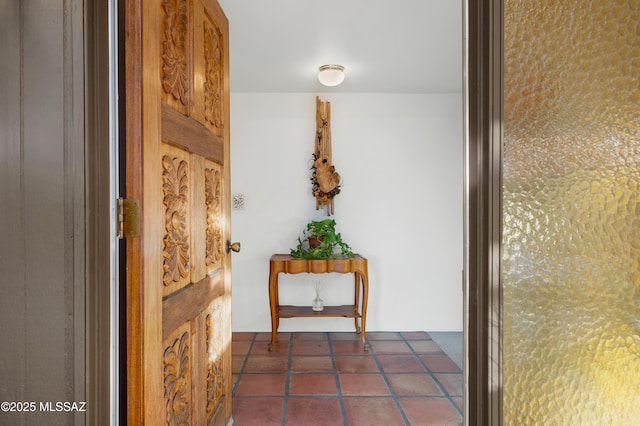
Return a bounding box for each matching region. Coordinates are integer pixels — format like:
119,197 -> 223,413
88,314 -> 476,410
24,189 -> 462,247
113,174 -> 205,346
311,96 -> 341,215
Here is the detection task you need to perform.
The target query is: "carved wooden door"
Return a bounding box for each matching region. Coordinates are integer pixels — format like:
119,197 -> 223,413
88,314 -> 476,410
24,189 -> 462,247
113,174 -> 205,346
124,0 -> 232,424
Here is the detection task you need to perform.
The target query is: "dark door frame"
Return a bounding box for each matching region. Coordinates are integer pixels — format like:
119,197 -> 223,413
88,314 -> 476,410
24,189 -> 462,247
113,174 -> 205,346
85,0 -> 111,424
464,0 -> 503,424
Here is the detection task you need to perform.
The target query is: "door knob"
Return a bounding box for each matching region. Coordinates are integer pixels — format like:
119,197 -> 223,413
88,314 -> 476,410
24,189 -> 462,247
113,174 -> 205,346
226,241 -> 241,253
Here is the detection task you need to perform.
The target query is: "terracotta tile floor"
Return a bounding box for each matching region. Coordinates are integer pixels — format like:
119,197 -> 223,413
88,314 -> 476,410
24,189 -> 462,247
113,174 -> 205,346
232,332 -> 463,425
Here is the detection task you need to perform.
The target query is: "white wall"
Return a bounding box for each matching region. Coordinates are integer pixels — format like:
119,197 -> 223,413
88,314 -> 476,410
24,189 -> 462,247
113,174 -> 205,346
230,92 -> 463,332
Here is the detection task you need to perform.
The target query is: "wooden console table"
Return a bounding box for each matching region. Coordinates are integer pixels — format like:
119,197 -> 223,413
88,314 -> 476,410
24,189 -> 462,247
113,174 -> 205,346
268,254 -> 369,350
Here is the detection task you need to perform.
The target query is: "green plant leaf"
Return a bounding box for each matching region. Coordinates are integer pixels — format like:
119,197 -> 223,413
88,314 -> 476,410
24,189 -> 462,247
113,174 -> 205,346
290,219 -> 354,259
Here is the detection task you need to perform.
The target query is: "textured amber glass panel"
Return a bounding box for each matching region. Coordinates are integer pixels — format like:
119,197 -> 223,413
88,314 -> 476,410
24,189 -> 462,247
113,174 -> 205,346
503,0 -> 640,424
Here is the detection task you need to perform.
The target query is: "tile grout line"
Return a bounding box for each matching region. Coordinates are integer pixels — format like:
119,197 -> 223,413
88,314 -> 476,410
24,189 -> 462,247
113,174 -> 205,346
368,333 -> 412,426
281,332 -> 293,426
401,332 -> 463,417
327,332 -> 349,426
231,333 -> 256,397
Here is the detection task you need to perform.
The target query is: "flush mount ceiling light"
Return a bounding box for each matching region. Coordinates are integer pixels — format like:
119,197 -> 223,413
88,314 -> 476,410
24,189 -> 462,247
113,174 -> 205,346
317,64 -> 345,87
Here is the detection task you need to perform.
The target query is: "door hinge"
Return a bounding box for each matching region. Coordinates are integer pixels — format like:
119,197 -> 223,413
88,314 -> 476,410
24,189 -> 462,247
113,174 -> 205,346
117,197 -> 140,239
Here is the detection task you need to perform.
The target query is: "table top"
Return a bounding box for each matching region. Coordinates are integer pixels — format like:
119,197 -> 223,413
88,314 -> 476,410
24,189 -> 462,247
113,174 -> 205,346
270,254 -> 367,274
270,254 -> 366,261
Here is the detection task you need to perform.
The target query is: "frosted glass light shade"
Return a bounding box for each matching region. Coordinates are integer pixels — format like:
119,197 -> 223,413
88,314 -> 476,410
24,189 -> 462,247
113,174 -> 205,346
317,64 -> 345,86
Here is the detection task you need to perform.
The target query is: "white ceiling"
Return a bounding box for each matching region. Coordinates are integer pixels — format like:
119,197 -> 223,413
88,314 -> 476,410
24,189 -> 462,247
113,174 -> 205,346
217,0 -> 463,93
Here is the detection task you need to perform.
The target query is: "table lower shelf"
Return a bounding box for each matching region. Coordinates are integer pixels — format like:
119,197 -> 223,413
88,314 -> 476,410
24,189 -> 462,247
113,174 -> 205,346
271,304 -> 367,350
277,305 -> 360,318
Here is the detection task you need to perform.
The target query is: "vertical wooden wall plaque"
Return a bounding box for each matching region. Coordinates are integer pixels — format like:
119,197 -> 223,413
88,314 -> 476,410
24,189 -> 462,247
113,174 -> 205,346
312,96 -> 341,215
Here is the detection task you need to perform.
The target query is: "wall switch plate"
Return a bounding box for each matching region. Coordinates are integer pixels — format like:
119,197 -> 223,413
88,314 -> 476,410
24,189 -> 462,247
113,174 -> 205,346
232,194 -> 245,210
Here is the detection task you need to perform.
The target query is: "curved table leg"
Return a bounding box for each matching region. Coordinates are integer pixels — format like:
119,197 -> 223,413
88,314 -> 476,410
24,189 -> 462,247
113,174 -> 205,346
268,269 -> 280,351
354,272 -> 361,333
360,268 -> 369,351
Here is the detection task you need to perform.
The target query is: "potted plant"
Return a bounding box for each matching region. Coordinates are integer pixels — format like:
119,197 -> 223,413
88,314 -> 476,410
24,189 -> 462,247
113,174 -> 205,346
290,219 -> 354,259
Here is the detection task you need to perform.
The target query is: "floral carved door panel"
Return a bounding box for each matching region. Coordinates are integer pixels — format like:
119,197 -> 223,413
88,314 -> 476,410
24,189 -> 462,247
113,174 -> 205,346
125,0 -> 231,424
